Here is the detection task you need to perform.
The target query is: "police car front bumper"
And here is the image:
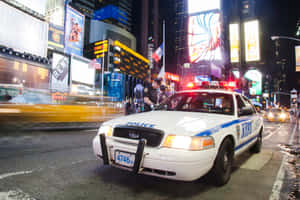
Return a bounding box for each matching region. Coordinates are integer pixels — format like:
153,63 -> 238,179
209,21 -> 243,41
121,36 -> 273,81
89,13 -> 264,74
93,135 -> 217,181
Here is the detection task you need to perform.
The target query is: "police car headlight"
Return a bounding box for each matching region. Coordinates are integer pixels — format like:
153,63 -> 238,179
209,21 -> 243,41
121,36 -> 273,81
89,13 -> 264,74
98,125 -> 113,136
162,135 -> 214,151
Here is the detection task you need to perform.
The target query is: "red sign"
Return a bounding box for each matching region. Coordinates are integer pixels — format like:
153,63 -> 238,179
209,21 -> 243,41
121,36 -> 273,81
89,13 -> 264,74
165,72 -> 180,82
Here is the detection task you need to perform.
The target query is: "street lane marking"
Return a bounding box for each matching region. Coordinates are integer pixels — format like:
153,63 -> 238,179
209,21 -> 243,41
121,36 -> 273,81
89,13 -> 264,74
263,125 -> 282,141
269,124 -> 297,200
83,129 -> 98,132
0,189 -> 36,200
0,171 -> 33,181
240,150 -> 273,170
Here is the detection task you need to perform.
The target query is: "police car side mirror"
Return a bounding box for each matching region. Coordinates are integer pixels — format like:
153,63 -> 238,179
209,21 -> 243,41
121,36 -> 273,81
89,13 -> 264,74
239,107 -> 253,116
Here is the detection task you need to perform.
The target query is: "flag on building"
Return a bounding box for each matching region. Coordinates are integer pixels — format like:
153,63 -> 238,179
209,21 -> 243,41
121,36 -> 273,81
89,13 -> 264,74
152,43 -> 164,63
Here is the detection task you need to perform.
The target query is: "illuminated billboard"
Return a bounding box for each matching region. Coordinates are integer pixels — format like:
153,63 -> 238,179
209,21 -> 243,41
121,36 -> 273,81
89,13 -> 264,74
0,1 -> 48,57
65,6 -> 85,56
295,46 -> 300,72
244,20 -> 260,62
244,69 -> 262,95
113,41 -> 149,79
188,0 -> 220,14
51,53 -> 69,92
229,23 -> 240,63
48,24 -> 64,51
188,12 -> 222,63
71,56 -> 95,85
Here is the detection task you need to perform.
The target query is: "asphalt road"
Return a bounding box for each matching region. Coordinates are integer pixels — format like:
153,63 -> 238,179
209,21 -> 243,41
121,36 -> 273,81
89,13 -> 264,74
0,121 -> 299,200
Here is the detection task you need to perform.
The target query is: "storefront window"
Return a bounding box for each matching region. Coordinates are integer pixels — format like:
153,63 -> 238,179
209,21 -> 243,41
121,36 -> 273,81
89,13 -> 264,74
0,57 -> 50,89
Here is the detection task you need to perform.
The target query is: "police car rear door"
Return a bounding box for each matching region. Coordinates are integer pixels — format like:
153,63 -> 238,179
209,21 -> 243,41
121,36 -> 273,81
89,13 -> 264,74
235,94 -> 256,152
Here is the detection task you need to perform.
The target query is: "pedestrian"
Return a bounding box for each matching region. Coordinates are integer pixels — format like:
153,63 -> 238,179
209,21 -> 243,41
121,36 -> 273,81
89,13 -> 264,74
143,78 -> 161,111
158,85 -> 169,104
3,92 -> 12,101
134,81 -> 144,112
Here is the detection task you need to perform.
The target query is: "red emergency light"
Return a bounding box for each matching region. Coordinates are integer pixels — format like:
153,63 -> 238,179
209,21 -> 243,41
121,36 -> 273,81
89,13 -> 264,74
184,80 -> 238,90
187,82 -> 195,88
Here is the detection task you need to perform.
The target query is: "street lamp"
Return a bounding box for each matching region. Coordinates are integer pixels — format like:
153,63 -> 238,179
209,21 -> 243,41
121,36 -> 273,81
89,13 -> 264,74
271,36 -> 300,42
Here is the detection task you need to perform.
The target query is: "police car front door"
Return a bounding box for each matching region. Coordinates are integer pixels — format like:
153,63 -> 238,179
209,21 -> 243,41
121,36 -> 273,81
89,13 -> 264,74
242,96 -> 261,136
236,95 -> 255,150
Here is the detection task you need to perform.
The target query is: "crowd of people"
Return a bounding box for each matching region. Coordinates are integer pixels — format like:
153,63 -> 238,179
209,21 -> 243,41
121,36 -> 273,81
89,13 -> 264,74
125,77 -> 171,114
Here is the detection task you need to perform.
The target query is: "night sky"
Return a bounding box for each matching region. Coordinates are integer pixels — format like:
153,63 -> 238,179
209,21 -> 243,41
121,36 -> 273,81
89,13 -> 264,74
157,0 -> 300,91
258,0 -> 299,90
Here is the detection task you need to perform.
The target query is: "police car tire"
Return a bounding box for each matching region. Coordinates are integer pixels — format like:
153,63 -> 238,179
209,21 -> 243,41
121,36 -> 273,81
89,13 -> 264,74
211,138 -> 234,186
250,131 -> 262,153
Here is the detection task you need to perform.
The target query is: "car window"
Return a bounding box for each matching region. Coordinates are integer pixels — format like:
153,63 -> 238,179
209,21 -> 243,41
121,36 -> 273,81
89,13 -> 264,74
236,95 -> 254,116
236,95 -> 245,110
242,96 -> 257,113
158,92 -> 234,115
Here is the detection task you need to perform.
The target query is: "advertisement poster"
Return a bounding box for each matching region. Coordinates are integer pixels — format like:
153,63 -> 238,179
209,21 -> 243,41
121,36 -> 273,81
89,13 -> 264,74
229,23 -> 240,63
48,24 -> 64,51
71,56 -> 95,85
51,53 -> 69,92
245,20 -> 260,62
244,69 -> 262,95
188,12 -> 222,62
295,46 -> 300,72
107,73 -> 124,102
65,5 -> 85,56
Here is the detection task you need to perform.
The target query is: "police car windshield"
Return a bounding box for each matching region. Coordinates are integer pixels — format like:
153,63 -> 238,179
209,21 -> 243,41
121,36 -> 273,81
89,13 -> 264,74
158,92 -> 234,115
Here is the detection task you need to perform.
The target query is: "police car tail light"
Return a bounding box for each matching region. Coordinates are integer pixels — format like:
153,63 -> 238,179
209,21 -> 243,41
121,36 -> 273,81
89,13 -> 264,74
162,135 -> 214,150
98,125 -> 113,136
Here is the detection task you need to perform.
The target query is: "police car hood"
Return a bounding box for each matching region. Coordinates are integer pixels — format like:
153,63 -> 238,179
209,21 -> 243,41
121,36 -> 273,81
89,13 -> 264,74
107,111 -> 235,136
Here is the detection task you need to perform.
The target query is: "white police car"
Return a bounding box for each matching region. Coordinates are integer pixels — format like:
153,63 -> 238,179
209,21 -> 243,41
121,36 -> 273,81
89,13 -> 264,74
93,89 -> 263,186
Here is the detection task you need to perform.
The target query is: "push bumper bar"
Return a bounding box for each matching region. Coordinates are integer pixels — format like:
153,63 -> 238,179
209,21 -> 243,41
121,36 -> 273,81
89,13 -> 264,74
99,134 -> 147,174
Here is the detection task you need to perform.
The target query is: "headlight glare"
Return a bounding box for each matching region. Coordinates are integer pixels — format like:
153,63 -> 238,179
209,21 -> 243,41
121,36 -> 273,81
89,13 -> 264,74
98,125 -> 113,136
162,135 -> 214,150
268,113 -> 274,118
280,113 -> 286,119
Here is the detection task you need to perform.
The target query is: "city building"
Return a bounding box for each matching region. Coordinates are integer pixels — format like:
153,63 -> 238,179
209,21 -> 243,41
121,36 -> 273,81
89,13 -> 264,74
69,0 -> 95,18
174,0 -> 188,70
94,0 -> 134,33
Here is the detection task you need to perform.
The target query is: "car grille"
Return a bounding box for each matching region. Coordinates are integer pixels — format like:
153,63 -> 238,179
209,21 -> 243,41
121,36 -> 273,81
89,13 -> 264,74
113,126 -> 164,147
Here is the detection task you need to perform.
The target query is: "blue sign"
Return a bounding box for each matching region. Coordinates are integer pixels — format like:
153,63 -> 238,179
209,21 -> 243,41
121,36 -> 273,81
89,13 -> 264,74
93,5 -> 128,25
107,73 -> 124,102
195,75 -> 211,82
65,5 -> 85,56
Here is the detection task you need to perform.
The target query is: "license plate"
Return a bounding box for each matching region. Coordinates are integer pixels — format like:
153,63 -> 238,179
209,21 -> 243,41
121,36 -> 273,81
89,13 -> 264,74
115,151 -> 135,168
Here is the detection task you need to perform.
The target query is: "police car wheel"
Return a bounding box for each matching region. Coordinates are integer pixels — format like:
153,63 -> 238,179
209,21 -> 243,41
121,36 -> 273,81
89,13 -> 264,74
250,131 -> 262,153
212,138 -> 234,186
